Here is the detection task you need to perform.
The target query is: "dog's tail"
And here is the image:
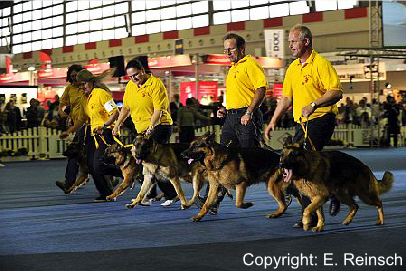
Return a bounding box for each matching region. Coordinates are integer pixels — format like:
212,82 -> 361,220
376,171 -> 394,194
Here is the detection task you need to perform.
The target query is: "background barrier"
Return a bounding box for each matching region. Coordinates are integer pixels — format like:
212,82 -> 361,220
0,124 -> 404,162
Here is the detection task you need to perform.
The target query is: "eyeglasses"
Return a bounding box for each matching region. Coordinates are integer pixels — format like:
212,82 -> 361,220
223,47 -> 237,54
129,72 -> 140,80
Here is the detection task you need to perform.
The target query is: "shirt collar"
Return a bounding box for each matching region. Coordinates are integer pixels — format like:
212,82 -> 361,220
139,75 -> 154,88
295,49 -> 317,66
231,54 -> 250,66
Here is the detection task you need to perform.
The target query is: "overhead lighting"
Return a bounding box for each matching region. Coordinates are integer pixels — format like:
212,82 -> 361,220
28,66 -> 36,71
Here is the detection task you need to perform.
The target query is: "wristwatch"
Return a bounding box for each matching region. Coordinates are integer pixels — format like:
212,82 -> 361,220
310,102 -> 317,109
245,109 -> 253,116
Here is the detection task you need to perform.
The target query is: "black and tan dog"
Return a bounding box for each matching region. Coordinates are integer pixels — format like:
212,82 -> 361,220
102,144 -> 143,202
181,131 -> 288,222
62,141 -> 90,194
125,134 -> 207,210
280,136 -> 394,232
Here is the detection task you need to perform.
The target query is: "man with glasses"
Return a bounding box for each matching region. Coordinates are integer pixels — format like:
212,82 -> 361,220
204,33 -> 268,213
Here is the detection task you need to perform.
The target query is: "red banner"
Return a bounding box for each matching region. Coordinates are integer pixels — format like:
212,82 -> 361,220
179,81 -> 218,106
0,72 -> 30,83
203,54 -> 231,66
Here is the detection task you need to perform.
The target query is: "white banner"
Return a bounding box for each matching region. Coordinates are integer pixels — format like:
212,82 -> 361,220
264,29 -> 284,59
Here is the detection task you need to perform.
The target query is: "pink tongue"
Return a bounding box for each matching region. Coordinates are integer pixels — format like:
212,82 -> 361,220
136,158 -> 142,165
283,168 -> 293,183
188,159 -> 194,165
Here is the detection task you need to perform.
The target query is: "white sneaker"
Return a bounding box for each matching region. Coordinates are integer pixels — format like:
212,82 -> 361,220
160,199 -> 174,206
0,163 -> 4,167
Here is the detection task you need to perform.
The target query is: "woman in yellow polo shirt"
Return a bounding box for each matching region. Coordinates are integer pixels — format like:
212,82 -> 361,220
77,69 -> 119,202
112,58 -> 177,206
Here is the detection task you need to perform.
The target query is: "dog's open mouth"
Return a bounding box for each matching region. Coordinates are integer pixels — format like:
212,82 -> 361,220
135,157 -> 142,165
187,159 -> 194,165
283,168 -> 293,183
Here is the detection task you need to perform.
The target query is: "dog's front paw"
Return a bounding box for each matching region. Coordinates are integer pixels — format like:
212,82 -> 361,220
303,224 -> 310,231
191,215 -> 202,222
376,219 -> 384,226
312,225 -> 324,232
125,203 -> 135,209
181,204 -> 190,210
106,195 -> 116,202
266,212 -> 283,218
342,218 -> 352,226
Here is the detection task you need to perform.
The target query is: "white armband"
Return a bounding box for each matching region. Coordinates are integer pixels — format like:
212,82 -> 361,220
104,99 -> 117,113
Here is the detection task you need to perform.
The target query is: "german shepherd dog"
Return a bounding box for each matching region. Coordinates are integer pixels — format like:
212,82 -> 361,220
102,144 -> 143,202
125,134 -> 207,210
181,132 -> 287,222
280,136 -> 394,232
63,141 -> 90,194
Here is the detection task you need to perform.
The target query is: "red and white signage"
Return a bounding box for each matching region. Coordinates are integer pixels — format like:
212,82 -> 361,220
179,81 -> 218,105
203,54 -> 231,66
149,55 -> 191,69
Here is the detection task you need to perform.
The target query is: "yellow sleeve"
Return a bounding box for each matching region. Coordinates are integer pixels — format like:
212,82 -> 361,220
150,79 -> 168,110
282,65 -> 294,98
317,59 -> 342,92
123,83 -> 131,108
99,89 -> 119,115
59,85 -> 71,108
246,60 -> 268,90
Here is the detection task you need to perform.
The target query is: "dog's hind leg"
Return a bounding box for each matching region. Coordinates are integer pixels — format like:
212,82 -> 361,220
185,174 -> 203,208
125,174 -> 153,209
358,190 -> 384,225
313,207 -> 325,232
235,181 -> 253,209
336,192 -> 359,226
266,171 -> 289,218
192,181 -> 218,222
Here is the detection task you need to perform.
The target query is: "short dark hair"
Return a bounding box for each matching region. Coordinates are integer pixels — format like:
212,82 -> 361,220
125,58 -> 144,71
66,64 -> 84,83
223,33 -> 246,49
186,97 -> 194,106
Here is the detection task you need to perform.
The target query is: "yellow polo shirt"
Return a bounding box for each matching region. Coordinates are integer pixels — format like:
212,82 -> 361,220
123,75 -> 172,133
85,88 -> 118,135
59,84 -> 88,123
283,49 -> 342,122
226,55 -> 268,109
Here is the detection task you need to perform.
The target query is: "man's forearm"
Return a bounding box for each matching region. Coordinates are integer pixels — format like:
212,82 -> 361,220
150,109 -> 162,128
271,97 -> 292,123
313,90 -> 342,108
247,87 -> 266,113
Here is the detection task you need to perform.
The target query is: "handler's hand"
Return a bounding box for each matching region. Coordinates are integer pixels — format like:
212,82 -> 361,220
59,131 -> 70,139
264,119 -> 276,140
94,126 -> 104,135
217,107 -> 227,118
112,124 -> 120,136
302,105 -> 315,118
240,114 -> 251,126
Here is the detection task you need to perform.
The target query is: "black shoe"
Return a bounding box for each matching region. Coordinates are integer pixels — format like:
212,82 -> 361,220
292,220 -> 303,228
329,198 -> 341,216
94,195 -> 107,202
209,204 -> 219,215
55,181 -> 68,192
293,217 -> 318,228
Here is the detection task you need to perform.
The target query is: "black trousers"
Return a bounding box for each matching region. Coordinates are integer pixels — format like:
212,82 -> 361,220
142,125 -> 177,200
220,108 -> 263,147
65,125 -> 89,187
292,113 -> 336,215
87,129 -> 115,197
179,126 -> 195,144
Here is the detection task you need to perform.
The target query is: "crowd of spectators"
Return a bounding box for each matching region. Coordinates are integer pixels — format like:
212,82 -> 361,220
0,95 -> 66,135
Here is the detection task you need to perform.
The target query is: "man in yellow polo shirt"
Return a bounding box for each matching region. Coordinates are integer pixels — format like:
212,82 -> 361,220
218,33 -> 268,147
264,24 -> 343,227
204,33 -> 268,213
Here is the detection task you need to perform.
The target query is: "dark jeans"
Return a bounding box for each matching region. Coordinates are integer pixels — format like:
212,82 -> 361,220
87,129 -> 115,197
292,113 -> 337,217
179,126 -> 195,144
220,108 -> 263,147
65,125 -> 89,187
140,125 -> 177,200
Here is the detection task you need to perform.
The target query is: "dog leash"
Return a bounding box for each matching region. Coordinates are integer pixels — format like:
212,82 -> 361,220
299,117 -> 316,151
94,133 -> 132,149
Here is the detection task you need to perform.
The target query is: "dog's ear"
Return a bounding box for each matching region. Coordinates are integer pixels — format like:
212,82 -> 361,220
283,135 -> 293,147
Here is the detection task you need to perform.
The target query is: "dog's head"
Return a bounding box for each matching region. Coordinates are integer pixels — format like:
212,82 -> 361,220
181,131 -> 215,164
63,141 -> 82,158
131,133 -> 154,164
279,136 -> 307,182
101,143 -> 124,165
